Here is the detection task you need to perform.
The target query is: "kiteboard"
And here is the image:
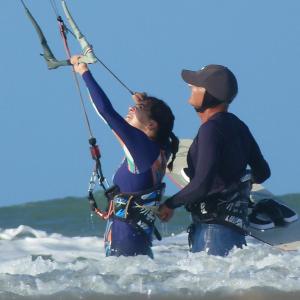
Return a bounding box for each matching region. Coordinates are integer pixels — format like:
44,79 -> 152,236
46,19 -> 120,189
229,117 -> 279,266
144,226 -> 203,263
167,139 -> 300,251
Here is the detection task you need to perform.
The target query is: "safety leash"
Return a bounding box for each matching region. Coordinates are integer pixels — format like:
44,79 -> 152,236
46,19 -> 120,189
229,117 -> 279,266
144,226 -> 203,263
50,2 -> 111,219
21,0 -> 127,220
93,54 -> 134,95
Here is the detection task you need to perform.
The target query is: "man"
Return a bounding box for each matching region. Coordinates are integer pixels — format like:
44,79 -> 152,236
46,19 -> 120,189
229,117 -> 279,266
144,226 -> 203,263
159,64 -> 271,256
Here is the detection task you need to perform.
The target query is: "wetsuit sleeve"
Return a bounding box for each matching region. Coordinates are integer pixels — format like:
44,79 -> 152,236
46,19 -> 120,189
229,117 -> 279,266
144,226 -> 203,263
165,123 -> 222,209
248,130 -> 271,184
82,71 -> 159,172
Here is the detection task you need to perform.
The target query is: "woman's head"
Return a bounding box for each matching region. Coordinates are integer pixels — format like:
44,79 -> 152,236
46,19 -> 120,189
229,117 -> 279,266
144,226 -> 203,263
147,97 -> 179,171
125,99 -> 157,136
146,97 -> 174,142
126,94 -> 179,171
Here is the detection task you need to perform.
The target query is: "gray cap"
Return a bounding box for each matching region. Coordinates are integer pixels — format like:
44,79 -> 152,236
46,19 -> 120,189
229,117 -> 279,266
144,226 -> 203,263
181,64 -> 238,103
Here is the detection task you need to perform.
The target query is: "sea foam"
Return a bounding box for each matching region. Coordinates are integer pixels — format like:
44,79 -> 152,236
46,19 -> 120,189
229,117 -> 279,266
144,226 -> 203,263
0,225 -> 299,299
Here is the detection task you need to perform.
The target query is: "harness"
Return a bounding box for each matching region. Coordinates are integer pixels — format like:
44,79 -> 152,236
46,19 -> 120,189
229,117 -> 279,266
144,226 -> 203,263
107,183 -> 165,241
187,172 -> 252,233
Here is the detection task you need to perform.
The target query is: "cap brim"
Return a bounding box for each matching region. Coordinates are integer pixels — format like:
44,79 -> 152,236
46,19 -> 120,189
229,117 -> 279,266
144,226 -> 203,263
181,69 -> 205,87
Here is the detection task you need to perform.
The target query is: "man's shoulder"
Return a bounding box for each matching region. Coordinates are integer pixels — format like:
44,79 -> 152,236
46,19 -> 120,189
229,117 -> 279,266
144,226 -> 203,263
197,112 -> 251,141
210,112 -> 249,130
197,118 -> 223,139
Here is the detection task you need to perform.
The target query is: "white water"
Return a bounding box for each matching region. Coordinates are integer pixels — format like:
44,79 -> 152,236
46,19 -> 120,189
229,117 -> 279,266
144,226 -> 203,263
0,225 -> 299,299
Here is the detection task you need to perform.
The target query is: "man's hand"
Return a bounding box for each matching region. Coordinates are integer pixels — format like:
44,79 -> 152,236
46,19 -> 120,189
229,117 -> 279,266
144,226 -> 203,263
158,204 -> 174,222
70,55 -> 89,75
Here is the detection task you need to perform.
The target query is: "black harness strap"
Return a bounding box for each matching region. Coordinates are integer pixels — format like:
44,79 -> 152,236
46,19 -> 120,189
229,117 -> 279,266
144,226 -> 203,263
111,183 -> 165,241
189,178 -> 251,233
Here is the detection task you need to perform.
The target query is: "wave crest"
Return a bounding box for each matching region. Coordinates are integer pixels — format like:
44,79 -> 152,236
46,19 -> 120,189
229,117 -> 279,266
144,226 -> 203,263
0,225 -> 48,240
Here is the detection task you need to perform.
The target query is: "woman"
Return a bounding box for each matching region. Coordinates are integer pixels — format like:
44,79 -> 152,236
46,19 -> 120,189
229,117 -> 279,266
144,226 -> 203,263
71,56 -> 179,258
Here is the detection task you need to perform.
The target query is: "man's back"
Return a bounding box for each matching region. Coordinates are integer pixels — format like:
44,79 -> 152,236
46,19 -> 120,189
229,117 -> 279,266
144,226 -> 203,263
186,111 -> 270,198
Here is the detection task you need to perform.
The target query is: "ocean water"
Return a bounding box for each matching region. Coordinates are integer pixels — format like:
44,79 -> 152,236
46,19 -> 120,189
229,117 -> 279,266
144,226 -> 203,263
0,194 -> 299,300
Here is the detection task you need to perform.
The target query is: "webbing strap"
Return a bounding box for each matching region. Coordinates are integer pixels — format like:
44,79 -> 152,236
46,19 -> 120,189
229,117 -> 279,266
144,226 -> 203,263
57,16 -> 94,139
51,6 -> 109,216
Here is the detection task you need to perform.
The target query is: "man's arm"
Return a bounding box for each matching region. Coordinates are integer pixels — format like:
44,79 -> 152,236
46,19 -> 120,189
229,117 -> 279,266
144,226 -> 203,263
248,130 -> 271,183
165,122 -> 222,209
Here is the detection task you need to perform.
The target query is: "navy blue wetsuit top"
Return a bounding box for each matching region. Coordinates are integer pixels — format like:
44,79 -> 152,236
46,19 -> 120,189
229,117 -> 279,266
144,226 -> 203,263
82,71 -> 168,193
165,112 -> 270,209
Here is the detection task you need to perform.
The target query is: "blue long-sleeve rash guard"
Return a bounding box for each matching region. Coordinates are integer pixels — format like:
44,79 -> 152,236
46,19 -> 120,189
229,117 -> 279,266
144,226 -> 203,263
165,112 -> 271,209
82,71 -> 166,193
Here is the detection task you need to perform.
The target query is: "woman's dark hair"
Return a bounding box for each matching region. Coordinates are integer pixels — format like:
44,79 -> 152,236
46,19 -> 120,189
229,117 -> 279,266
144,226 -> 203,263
145,96 -> 179,171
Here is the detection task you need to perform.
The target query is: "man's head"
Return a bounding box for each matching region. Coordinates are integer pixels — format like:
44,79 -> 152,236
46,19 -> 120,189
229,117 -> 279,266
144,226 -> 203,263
181,64 -> 238,112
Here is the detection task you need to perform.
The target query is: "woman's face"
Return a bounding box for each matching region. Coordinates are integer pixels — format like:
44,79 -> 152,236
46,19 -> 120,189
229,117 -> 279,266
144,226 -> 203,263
125,102 -> 153,131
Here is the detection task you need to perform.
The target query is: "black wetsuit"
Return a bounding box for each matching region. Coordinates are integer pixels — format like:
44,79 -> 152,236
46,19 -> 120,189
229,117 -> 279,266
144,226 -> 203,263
165,112 -> 270,209
165,111 -> 270,256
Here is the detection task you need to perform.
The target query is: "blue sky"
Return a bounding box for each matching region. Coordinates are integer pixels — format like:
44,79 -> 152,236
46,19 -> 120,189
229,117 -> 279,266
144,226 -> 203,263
1,0 -> 300,207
